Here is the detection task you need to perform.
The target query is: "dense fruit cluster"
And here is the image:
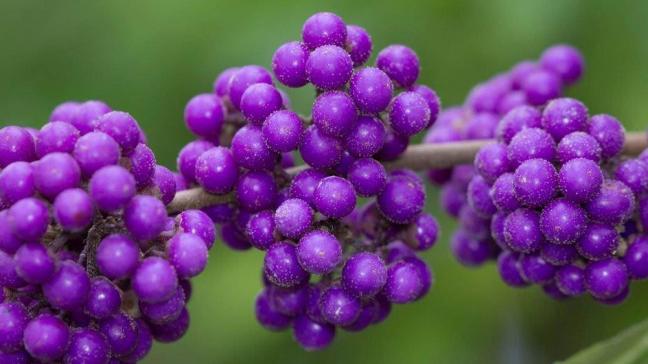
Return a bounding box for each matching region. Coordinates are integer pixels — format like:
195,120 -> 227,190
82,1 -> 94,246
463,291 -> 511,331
175,11 -> 441,350
0,102 -> 215,362
454,96 -> 648,303
425,44 -> 585,220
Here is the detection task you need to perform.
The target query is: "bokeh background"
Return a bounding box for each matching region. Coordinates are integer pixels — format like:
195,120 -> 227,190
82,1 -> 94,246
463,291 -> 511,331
2,0 -> 648,363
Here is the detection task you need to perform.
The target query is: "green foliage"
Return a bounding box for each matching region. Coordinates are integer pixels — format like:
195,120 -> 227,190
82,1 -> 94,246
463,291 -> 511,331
558,319 -> 648,364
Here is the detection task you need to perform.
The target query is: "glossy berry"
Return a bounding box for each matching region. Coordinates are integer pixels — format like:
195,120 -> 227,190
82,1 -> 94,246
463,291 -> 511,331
241,83 -> 283,125
513,158 -> 558,208
89,165 -> 136,212
264,242 -> 309,287
503,208 -> 543,253
35,121 -> 80,157
301,12 -> 347,49
184,94 -> 225,140
625,237 -> 648,279
8,197 -> 49,241
313,176 -> 356,218
589,114 -> 624,159
124,195 -> 167,241
231,125 -> 277,171
540,198 -> 588,245
376,45 -> 420,87
507,127 -> 556,167
495,105 -> 542,144
297,230 -> 342,274
319,285 -> 361,326
195,146 -> 238,194
349,67 -> 393,114
347,158 -> 387,197
586,180 -> 635,226
556,131 -> 601,163
64,328 -> 111,364
272,41 -> 309,88
312,91 -> 357,137
377,176 -> 425,224
292,315 -> 335,351
96,234 -> 140,280
539,44 -> 584,85
345,24 -> 372,66
576,224 -> 618,261
389,91 -> 431,136
262,110 -> 304,153
132,257 -> 178,303
305,45 -> 353,90
228,65 -> 273,110
14,242 -> 55,284
585,258 -> 628,300
23,314 -> 70,362
167,233 -> 209,278
275,198 -> 313,239
521,69 -> 562,106
541,98 -> 589,141
33,152 -> 81,200
384,260 -> 425,303
558,158 -> 603,203
43,260 -> 91,311
555,264 -> 586,296
342,252 -> 387,297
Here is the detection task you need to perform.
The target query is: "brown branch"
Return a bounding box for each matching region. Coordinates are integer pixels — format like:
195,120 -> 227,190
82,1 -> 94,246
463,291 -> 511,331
166,131 -> 648,214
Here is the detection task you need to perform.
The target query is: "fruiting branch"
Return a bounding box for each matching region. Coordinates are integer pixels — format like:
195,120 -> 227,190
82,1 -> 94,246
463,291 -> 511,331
167,131 -> 648,214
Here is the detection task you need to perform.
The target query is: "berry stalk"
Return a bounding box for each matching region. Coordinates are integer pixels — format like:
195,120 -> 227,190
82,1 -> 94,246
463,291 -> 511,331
168,131 -> 647,214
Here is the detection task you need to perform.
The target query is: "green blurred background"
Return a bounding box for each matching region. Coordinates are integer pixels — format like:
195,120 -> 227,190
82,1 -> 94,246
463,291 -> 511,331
2,0 -> 648,363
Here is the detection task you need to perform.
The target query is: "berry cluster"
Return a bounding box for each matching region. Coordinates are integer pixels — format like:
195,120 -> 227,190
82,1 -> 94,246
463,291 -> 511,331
175,12 -> 441,350
457,96 -> 648,303
424,44 -> 585,220
0,101 -> 215,362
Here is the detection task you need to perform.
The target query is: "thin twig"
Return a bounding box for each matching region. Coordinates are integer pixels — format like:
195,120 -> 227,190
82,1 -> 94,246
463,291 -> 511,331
167,131 -> 648,214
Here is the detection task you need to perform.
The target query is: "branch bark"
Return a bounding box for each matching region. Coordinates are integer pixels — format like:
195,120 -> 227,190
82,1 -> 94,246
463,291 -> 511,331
167,131 -> 647,214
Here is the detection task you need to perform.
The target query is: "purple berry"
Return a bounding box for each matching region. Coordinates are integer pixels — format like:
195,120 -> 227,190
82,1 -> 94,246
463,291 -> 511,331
342,252 -> 387,297
299,125 -> 343,169
319,284 -> 361,325
35,121 -> 80,157
376,45 -> 420,88
275,198 -> 314,239
503,208 -> 543,253
132,257 -> 178,303
345,25 -> 372,66
312,91 -> 357,137
195,147 -> 238,194
585,258 -> 628,300
539,44 -> 584,85
96,111 -> 141,152
262,110 -> 304,153
513,158 -> 558,208
241,83 -> 283,126
301,12 -> 346,49
540,198 -> 588,245
33,152 -> 81,200
272,41 -> 309,88
167,233 -> 208,278
264,242 -> 309,288
558,158 -> 603,203
23,314 -> 69,362
305,45 -> 353,90
313,176 -> 356,218
349,67 -> 393,114
96,234 -> 140,280
184,94 -> 225,140
89,165 -> 136,212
